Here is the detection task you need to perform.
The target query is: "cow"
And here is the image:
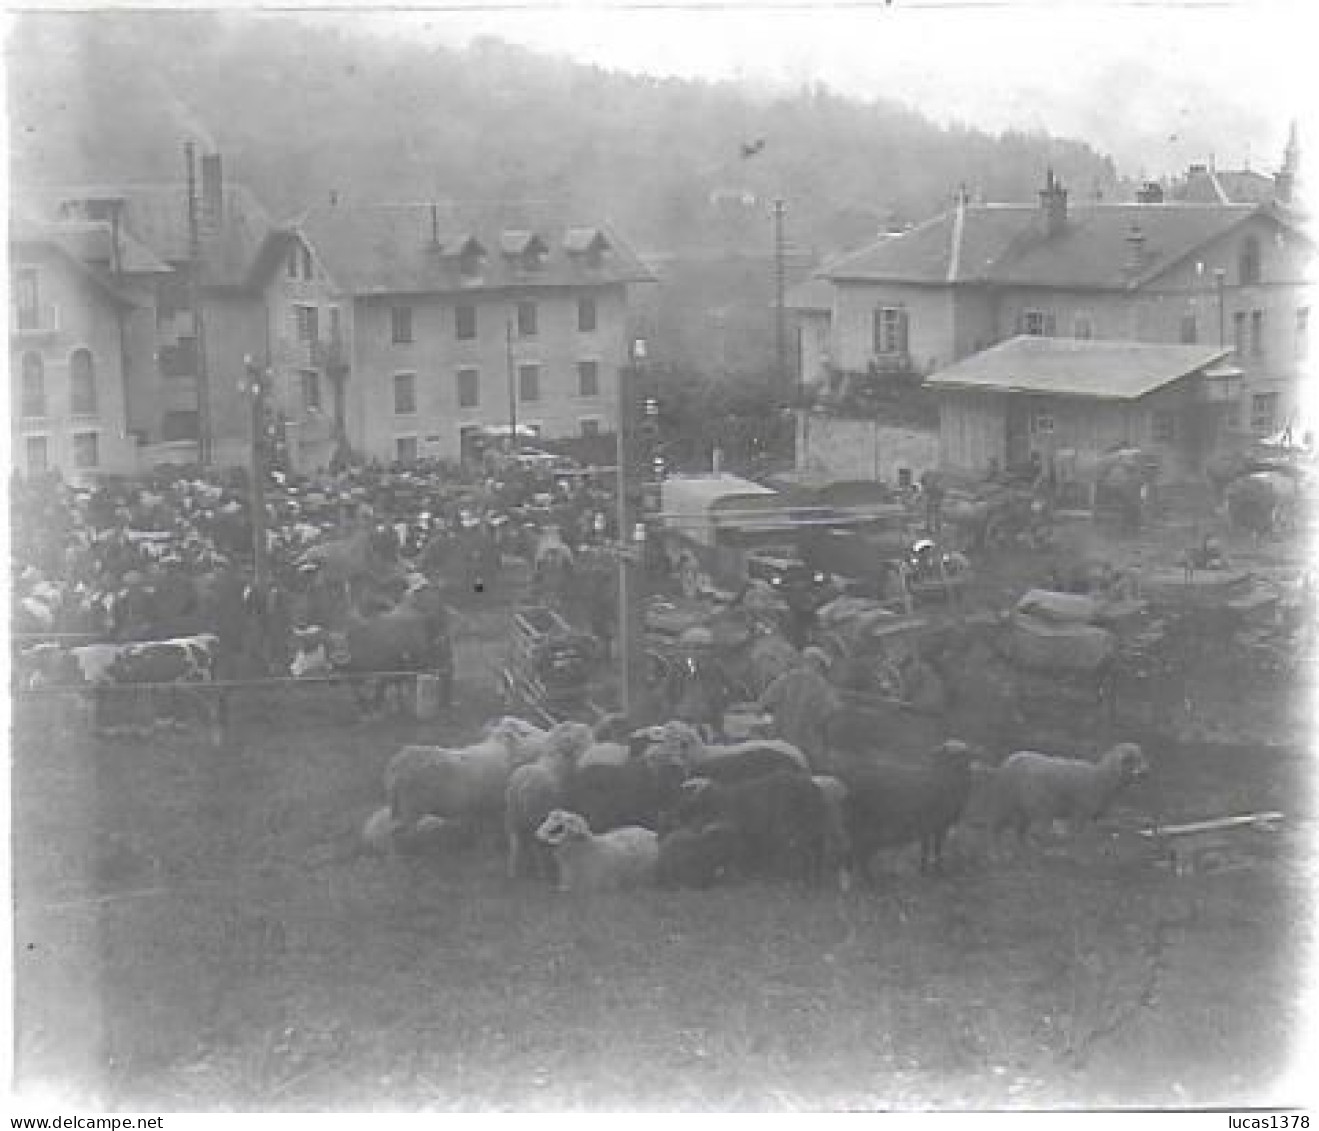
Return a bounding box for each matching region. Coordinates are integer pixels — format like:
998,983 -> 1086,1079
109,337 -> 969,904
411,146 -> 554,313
19,633 -> 225,742
289,582 -> 454,717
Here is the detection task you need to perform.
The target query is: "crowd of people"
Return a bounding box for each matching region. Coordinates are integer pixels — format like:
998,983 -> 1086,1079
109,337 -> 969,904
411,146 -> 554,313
9,450 -> 624,664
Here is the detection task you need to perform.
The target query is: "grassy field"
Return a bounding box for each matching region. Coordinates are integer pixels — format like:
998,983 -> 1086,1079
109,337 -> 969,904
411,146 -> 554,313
10,607 -> 1317,1111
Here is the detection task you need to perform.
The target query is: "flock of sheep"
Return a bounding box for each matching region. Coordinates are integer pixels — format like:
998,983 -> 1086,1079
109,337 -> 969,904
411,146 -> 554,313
363,714 -> 1151,892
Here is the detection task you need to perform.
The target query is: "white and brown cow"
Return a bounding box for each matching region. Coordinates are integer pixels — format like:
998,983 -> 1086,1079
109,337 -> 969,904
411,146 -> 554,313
19,634 -> 224,741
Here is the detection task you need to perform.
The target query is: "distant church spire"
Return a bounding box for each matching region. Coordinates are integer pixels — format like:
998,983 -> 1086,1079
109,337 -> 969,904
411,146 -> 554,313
1277,120 -> 1301,204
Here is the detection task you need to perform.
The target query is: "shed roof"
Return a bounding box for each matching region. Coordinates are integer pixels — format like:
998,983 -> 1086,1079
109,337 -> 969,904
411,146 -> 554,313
924,336 -> 1231,400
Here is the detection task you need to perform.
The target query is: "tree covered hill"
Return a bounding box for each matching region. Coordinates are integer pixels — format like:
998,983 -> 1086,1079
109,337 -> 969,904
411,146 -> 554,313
8,11 -> 1124,258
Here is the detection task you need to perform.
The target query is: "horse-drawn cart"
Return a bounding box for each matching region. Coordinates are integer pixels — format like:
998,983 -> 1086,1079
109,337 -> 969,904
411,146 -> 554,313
497,605 -> 600,724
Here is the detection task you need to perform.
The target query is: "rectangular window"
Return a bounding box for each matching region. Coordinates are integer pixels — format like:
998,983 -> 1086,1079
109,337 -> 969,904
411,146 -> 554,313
456,304 -> 477,341
15,267 -> 39,329
162,410 -> 200,441
393,372 -> 417,415
873,307 -> 909,354
391,306 -> 414,345
1072,314 -> 1094,340
1298,307 -> 1311,360
577,360 -> 600,397
1022,310 -> 1055,337
25,435 -> 48,473
395,436 -> 418,464
1251,392 -> 1279,433
457,367 -> 480,409
517,301 -> 538,337
1152,411 -> 1177,442
294,304 -> 318,343
1232,311 -> 1247,358
1030,411 -> 1055,435
580,418 -> 601,437
328,306 -> 342,345
72,432 -> 99,469
578,296 -> 598,333
287,246 -> 299,279
518,363 -> 540,402
302,370 -> 321,412
1250,310 -> 1264,358
1179,313 -> 1198,344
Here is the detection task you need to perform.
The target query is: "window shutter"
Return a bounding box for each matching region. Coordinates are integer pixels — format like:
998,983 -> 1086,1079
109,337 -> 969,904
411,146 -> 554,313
873,310 -> 883,354
897,311 -> 910,354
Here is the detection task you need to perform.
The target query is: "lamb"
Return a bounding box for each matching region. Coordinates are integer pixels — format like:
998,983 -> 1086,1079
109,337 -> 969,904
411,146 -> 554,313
535,809 -> 659,893
503,721 -> 594,880
985,742 -> 1149,849
641,719 -> 810,783
670,770 -> 831,884
655,821 -> 742,889
384,716 -> 550,835
838,739 -> 981,882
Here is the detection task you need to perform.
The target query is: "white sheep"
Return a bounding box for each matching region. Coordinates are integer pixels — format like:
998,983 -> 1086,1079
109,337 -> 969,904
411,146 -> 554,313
504,722 -> 594,880
535,809 -> 659,893
986,742 -> 1149,851
384,716 -> 550,833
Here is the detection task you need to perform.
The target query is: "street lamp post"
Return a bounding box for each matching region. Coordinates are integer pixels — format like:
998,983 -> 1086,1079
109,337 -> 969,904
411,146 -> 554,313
243,355 -> 270,587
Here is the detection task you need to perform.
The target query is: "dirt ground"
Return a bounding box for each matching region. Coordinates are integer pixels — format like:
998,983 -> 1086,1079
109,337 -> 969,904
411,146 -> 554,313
10,508 -> 1318,1111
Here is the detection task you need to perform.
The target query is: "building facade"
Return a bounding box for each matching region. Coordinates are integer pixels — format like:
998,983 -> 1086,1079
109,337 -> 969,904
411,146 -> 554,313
810,162 -> 1315,447
11,161 -> 653,478
8,218 -> 161,480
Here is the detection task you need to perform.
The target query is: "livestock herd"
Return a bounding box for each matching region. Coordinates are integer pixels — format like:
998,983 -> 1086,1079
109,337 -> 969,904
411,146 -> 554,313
363,713 -> 1151,893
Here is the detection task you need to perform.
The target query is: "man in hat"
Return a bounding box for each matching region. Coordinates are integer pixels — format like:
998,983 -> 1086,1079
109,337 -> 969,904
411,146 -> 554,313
755,645 -> 841,769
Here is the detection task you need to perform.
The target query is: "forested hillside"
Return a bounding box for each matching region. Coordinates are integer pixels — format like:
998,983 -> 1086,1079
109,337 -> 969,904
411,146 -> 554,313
8,11 -> 1124,257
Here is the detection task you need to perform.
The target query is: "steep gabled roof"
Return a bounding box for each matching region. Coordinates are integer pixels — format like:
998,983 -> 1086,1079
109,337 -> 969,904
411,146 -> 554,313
7,214 -> 147,306
822,200 -> 1291,291
290,202 -> 654,296
925,335 -> 1230,399
14,180 -> 275,287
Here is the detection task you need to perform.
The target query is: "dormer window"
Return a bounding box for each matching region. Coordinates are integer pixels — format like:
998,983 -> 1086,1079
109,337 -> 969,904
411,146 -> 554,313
451,235 -> 486,279
565,227 -> 610,269
501,230 -> 548,272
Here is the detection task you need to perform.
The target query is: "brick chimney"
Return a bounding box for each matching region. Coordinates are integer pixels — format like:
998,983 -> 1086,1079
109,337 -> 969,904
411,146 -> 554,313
1125,222 -> 1146,272
200,153 -> 223,232
1039,168 -> 1068,237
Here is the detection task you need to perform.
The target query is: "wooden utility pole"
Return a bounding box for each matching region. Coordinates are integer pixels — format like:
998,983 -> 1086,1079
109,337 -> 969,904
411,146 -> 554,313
506,320 -> 519,454
773,197 -> 788,400
615,341 -> 647,719
185,142 -> 212,466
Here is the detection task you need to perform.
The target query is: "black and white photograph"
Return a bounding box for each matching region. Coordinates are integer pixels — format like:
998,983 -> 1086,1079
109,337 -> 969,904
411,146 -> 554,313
4,0 -> 1317,1113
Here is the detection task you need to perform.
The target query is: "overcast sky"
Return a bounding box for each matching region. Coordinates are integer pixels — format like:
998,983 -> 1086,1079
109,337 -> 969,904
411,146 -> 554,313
300,0 -> 1314,179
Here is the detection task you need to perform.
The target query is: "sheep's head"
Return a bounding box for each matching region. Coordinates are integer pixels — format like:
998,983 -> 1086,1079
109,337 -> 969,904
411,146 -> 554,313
1104,742 -> 1149,783
545,721 -> 594,763
536,809 -> 591,846
486,716 -> 545,760
656,719 -> 705,762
